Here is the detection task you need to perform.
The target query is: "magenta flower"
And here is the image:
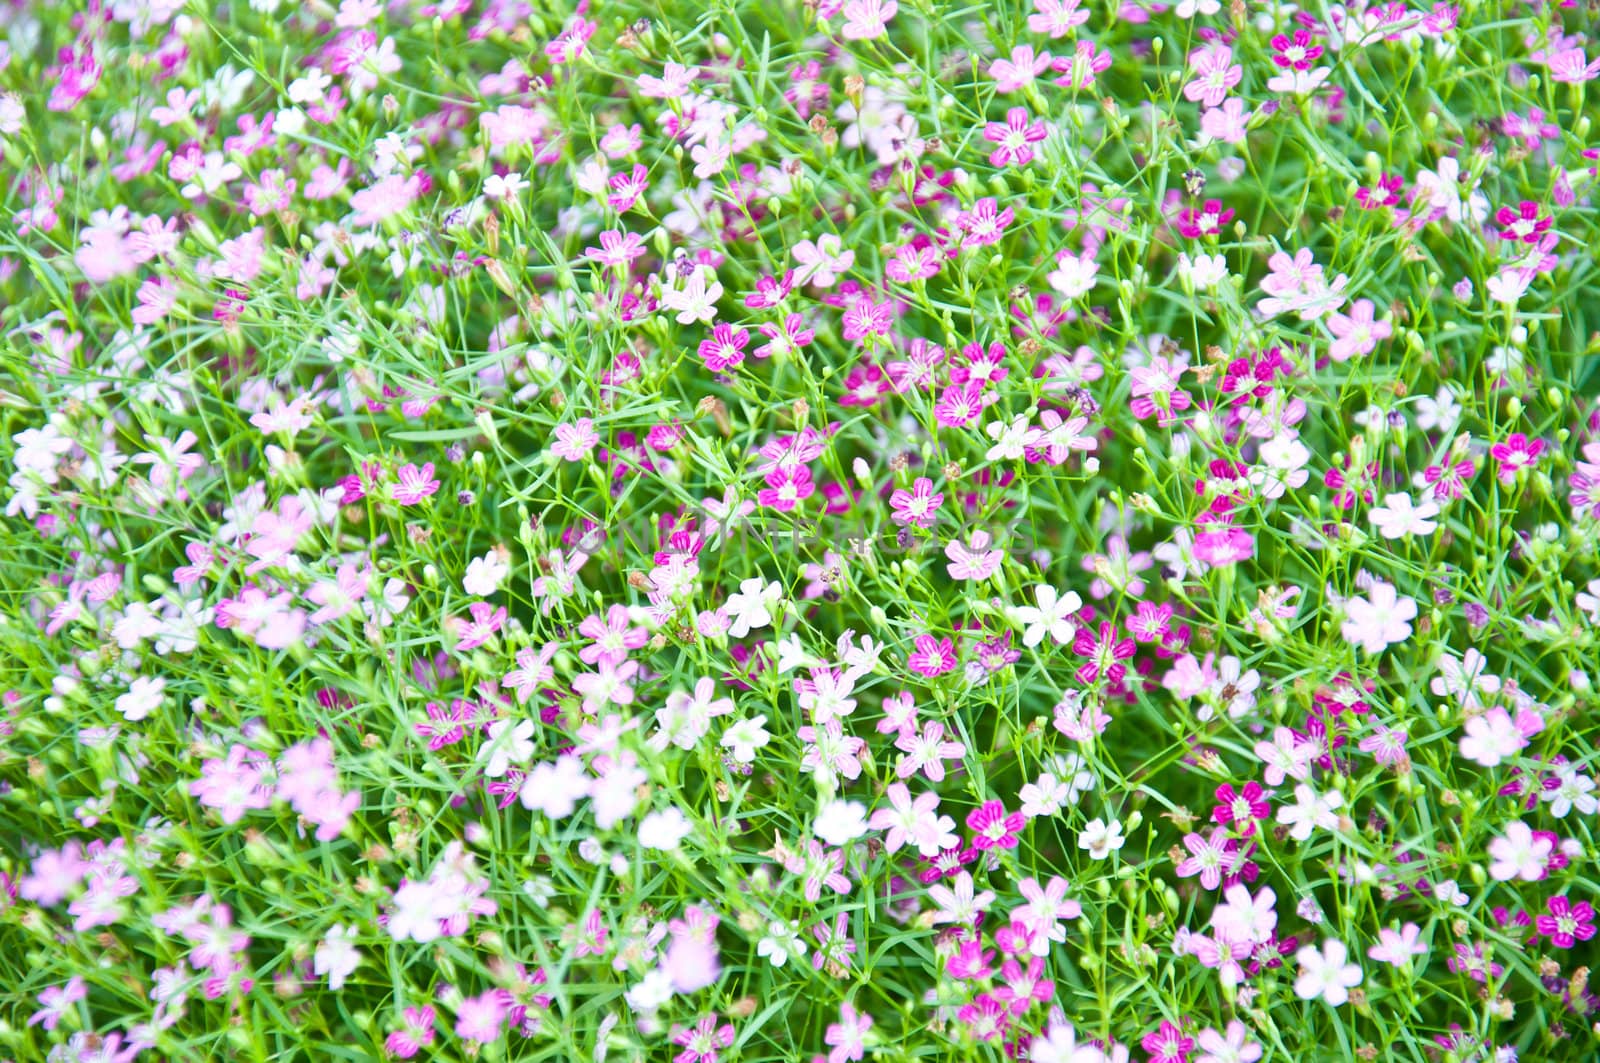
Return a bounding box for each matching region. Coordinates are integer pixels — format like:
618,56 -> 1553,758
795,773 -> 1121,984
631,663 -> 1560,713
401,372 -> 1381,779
907,634 -> 957,677
1269,30 -> 1323,71
1212,782 -> 1270,836
1177,198 -> 1234,238
966,800 -> 1024,850
757,464 -> 814,511
1071,621 -> 1135,685
697,322 -> 750,372
1489,432 -> 1545,483
1143,1019 -> 1195,1063
1535,896 -> 1596,948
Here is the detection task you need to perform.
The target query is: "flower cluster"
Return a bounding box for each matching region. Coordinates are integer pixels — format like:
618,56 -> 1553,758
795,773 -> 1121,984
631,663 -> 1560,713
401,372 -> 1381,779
1,0 -> 1599,1061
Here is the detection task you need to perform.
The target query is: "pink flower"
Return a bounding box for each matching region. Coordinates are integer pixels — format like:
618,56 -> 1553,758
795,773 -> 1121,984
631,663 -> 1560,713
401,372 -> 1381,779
839,0 -> 896,40
451,601 -> 507,652
671,1015 -> 735,1063
825,1002 -> 873,1063
1184,44 -> 1242,107
1326,298 -> 1391,362
758,464 -> 815,511
390,462 -> 440,505
454,989 -> 511,1043
1051,40 -> 1112,90
945,530 -> 1004,581
1071,621 -> 1135,684
871,783 -> 958,856
889,476 -> 943,527
385,1006 -> 437,1058
894,720 -> 966,781
585,229 -> 646,268
956,199 -> 1014,246
982,108 -> 1048,168
990,45 -> 1052,93
28,977 -> 87,1031
1028,0 -> 1090,37
551,418 -> 599,461
841,297 -> 893,343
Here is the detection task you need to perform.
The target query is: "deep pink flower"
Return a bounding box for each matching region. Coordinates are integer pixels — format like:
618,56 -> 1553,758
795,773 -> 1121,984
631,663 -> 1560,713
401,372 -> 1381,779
1212,782 -> 1270,836
1535,896 -> 1596,948
1495,201 -> 1551,243
1071,621 -> 1135,685
1143,1019 -> 1195,1063
966,800 -> 1024,850
1489,433 -> 1545,483
907,634 -> 957,677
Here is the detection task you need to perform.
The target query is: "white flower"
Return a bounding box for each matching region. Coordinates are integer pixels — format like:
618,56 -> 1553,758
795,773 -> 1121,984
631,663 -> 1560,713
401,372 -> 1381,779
287,69 -> 330,103
1251,434 -> 1311,499
725,576 -> 782,638
791,233 -> 855,288
1047,250 -> 1098,299
484,172 -> 530,201
1367,492 -> 1440,539
1276,784 -> 1343,841
313,925 -> 361,990
1294,938 -> 1363,1005
115,676 -> 166,722
774,633 -> 817,674
1541,765 -> 1597,818
1367,924 -> 1427,966
625,968 -> 674,1012
520,876 -> 556,907
1011,584 -> 1083,647
1211,884 -> 1277,945
1178,251 -> 1229,291
1029,1020 -> 1108,1063
1487,820 -> 1551,882
478,718 -> 535,778
638,808 -> 693,851
463,549 -> 509,596
756,920 -> 807,967
720,715 -> 771,763
1413,386 -> 1461,432
813,799 -> 869,846
1458,707 -> 1527,767
1077,818 -> 1125,860
1339,580 -> 1416,653
659,265 -> 723,324
1430,648 -> 1501,710
984,415 -> 1036,461
518,755 -> 591,818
